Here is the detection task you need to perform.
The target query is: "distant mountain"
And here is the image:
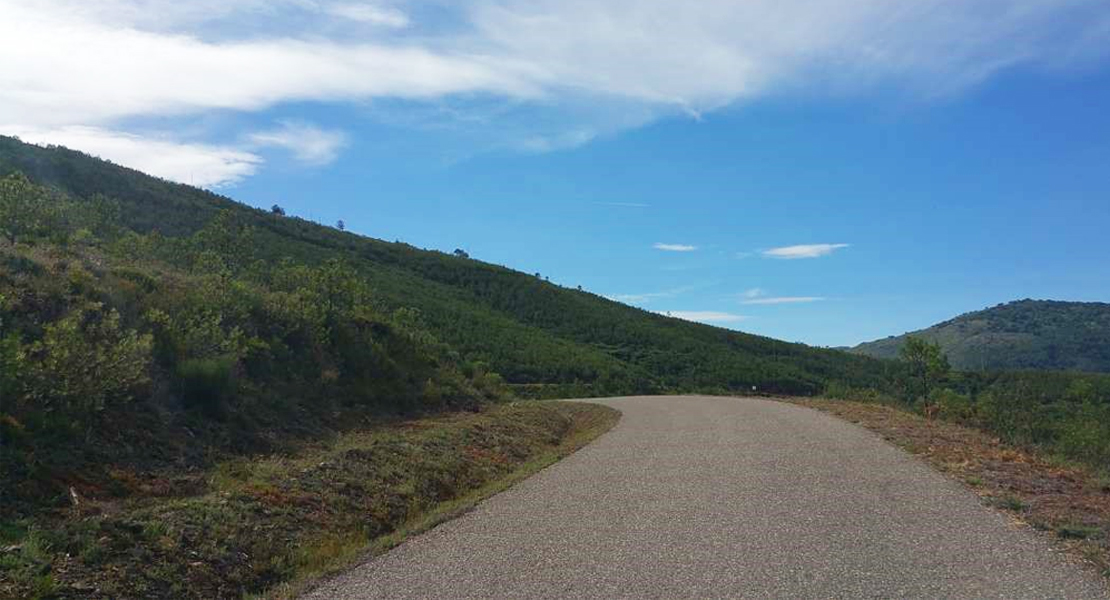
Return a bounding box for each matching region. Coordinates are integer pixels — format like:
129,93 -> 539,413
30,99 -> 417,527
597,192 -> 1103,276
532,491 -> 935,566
851,300 -> 1110,372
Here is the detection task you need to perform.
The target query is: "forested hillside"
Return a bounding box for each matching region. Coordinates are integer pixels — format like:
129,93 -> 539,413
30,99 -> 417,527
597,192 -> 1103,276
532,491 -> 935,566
852,300 -> 1110,373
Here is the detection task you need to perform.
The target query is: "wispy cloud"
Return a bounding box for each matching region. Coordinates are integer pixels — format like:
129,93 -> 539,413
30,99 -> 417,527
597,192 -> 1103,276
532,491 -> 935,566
608,286 -> 692,304
5,0 -> 1110,184
742,296 -> 825,305
3,125 -> 261,187
322,3 -> 409,28
762,243 -> 850,259
742,287 -> 766,299
247,121 -> 349,166
654,243 -> 697,252
519,129 -> 597,152
662,311 -> 749,324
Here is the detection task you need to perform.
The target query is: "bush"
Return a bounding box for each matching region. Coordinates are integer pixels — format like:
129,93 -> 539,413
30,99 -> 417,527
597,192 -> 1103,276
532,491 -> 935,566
176,356 -> 238,417
932,388 -> 973,422
823,381 -> 891,405
0,332 -> 20,404
1056,402 -> 1110,465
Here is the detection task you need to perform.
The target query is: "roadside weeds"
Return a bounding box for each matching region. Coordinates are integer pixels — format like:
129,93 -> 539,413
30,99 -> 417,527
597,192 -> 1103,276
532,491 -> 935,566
274,401 -> 620,600
0,401 -> 620,600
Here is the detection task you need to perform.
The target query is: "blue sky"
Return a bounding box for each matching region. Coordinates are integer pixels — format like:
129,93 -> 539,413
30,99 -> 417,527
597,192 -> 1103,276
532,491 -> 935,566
4,1 -> 1110,346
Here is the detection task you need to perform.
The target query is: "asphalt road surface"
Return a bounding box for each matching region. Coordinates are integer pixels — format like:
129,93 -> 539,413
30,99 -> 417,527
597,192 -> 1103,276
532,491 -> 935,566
303,396 -> 1108,599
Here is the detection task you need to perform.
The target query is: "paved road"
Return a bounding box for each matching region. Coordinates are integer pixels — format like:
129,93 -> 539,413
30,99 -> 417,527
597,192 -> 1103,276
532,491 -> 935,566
304,396 -> 1108,599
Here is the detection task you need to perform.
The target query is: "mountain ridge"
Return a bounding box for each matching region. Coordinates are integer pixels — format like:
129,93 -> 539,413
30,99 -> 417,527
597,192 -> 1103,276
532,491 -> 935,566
851,299 -> 1110,373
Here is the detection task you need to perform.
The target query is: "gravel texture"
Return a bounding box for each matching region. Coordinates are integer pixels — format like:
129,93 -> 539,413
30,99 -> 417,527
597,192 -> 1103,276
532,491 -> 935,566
303,396 -> 1109,599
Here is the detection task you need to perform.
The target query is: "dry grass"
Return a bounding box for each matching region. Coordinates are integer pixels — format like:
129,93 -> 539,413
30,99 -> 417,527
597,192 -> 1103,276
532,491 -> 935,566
0,401 -> 620,600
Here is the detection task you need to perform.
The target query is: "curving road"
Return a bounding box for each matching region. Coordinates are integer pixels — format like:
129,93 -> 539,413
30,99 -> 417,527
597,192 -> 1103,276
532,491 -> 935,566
303,396 -> 1108,599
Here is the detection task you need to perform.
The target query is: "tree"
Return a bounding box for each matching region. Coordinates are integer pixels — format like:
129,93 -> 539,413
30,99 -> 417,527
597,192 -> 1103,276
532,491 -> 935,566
0,172 -> 53,245
453,248 -> 469,259
271,204 -> 286,216
899,336 -> 949,406
192,209 -> 255,273
23,303 -> 153,415
336,220 -> 345,231
0,294 -> 21,404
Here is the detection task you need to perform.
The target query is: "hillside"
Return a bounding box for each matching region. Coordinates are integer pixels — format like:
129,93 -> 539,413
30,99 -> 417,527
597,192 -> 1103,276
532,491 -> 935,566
0,135 -> 887,398
852,299 -> 1110,372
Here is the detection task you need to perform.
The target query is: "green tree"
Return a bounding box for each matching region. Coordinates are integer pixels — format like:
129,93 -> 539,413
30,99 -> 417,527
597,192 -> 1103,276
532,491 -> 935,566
899,336 -> 950,405
192,209 -> 255,272
0,294 -> 21,406
0,172 -> 52,245
23,303 -> 153,415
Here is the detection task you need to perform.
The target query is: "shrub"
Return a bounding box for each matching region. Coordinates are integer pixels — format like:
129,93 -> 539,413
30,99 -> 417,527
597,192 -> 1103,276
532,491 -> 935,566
974,383 -> 1050,446
1056,402 -> 1110,465
932,388 -> 974,422
176,356 -> 238,417
0,332 -> 20,404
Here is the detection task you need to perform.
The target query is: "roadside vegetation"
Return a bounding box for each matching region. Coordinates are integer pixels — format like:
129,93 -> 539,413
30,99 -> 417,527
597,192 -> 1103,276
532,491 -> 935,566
828,336 -> 1110,473
1,401 -> 619,599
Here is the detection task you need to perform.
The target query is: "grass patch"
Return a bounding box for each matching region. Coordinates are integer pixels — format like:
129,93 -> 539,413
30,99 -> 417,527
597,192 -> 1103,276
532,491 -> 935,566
1057,524 -> 1102,540
990,495 -> 1028,512
0,401 -> 619,600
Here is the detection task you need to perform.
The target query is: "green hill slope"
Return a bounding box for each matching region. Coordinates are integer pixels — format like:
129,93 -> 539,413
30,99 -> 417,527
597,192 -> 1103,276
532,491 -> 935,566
0,135 -> 886,398
851,299 -> 1110,372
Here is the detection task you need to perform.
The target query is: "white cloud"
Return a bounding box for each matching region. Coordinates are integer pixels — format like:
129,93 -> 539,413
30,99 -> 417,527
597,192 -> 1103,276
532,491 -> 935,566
466,0 -> 1110,109
323,3 -> 409,28
248,121 -> 349,165
4,0 -> 1110,182
608,286 -> 693,304
654,243 -> 697,252
742,296 -> 825,305
7,0 -> 1110,132
762,243 -> 850,259
519,129 -> 598,153
742,288 -> 766,299
663,311 -> 749,324
0,1 -> 539,128
2,125 -> 261,187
